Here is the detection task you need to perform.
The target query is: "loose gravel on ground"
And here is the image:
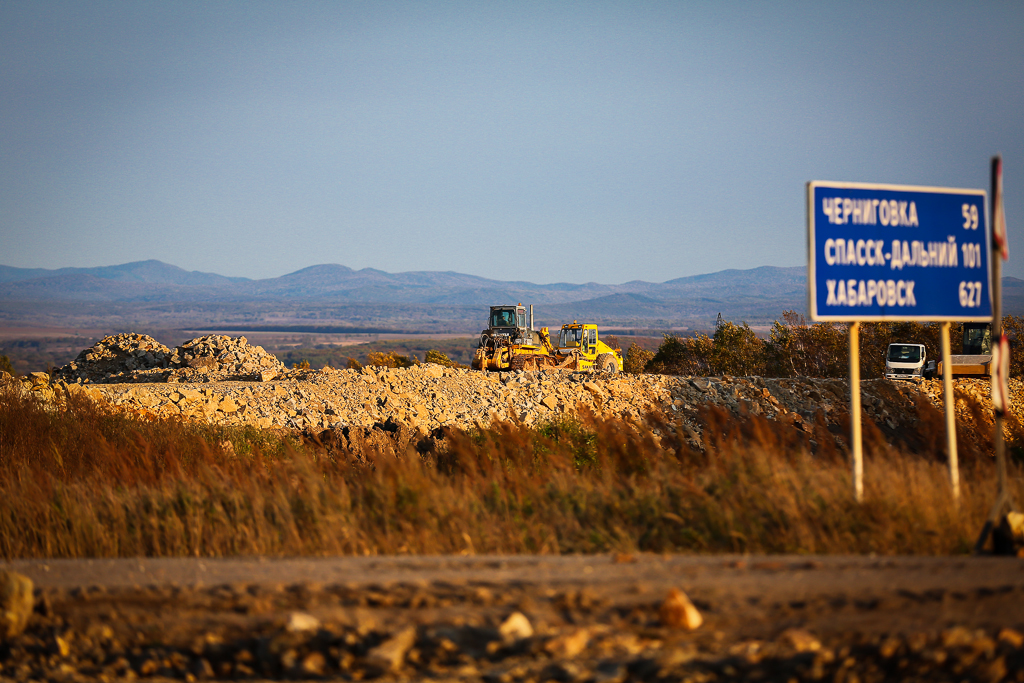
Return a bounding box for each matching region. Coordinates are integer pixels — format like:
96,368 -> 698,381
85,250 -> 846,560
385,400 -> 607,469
2,555 -> 1023,683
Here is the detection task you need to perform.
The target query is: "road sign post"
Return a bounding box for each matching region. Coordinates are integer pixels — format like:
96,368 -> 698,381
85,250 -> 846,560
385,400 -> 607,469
940,321 -> 959,503
808,181 -> 992,504
848,321 -> 863,500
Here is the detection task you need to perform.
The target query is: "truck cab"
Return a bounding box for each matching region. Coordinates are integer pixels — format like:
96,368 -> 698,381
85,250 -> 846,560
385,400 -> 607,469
885,343 -> 929,380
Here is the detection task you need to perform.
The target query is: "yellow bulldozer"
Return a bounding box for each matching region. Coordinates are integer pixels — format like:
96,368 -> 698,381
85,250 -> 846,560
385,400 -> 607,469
471,304 -> 623,373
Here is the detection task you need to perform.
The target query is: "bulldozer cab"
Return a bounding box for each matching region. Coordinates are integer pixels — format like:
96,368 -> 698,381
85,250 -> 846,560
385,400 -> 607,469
963,322 -> 992,355
482,305 -> 536,348
490,306 -> 526,330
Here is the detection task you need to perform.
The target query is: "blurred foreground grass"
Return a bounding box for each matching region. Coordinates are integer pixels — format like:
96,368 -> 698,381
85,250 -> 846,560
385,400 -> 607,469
0,382 -> 1018,559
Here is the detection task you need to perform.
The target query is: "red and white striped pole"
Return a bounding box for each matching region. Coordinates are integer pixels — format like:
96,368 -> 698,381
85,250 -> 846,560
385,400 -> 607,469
975,155 -> 1017,553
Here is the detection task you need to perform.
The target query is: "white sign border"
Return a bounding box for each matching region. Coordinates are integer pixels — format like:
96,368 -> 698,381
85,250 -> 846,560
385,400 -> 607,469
807,180 -> 992,322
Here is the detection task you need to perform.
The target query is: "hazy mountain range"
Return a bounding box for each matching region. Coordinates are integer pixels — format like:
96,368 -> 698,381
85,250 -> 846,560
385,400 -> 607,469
0,260 -> 804,306
1,260 -> 1020,334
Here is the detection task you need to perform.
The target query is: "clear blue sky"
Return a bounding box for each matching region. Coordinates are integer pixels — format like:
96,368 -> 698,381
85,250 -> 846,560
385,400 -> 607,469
2,1 -> 1022,283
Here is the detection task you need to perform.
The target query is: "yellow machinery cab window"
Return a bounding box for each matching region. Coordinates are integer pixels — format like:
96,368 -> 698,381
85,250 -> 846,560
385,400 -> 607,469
559,327 -> 581,349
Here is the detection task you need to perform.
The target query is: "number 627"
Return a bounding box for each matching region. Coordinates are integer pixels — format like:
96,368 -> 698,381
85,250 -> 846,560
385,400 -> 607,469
959,281 -> 983,307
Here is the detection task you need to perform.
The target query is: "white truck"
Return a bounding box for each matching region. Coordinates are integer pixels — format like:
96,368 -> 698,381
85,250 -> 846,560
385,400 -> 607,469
884,343 -> 936,380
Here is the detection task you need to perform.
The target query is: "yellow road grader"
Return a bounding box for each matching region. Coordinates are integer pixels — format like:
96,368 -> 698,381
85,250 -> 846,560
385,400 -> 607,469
471,304 -> 623,373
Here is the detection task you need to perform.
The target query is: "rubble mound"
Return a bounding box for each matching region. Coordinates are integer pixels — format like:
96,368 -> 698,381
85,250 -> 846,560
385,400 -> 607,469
56,333 -> 287,384
57,333 -> 172,383
167,335 -> 285,383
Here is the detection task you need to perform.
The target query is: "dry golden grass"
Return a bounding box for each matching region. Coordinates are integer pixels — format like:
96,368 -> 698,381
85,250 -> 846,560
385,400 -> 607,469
0,383 -> 1018,559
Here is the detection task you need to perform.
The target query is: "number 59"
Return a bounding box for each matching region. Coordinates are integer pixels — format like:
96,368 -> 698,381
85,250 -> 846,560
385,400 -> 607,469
962,203 -> 978,229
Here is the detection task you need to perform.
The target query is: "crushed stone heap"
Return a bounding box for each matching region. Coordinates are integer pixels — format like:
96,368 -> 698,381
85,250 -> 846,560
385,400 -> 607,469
56,333 -> 286,384
168,335 -> 285,383
56,333 -> 172,383
15,355 -> 1020,461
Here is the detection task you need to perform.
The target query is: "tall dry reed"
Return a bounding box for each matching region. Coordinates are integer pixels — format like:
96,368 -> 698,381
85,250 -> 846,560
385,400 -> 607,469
0,383 -> 1017,559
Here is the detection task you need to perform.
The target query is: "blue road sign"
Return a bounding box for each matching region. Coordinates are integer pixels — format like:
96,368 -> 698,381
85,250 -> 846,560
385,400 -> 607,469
807,181 -> 992,321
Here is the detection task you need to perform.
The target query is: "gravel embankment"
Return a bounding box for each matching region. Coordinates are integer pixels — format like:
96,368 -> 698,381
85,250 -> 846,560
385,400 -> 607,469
6,332 -> 1021,455
11,364 -> 1020,450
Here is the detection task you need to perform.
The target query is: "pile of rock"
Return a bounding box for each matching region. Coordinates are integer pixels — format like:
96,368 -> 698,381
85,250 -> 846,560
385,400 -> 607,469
166,335 -> 285,383
11,353 -> 1024,465
56,333 -> 172,383
54,333 -> 286,384
31,330 -> 1024,460
80,364 -> 980,450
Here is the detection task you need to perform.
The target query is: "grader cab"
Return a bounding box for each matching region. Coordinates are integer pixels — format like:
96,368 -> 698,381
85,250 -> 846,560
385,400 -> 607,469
554,321 -> 622,373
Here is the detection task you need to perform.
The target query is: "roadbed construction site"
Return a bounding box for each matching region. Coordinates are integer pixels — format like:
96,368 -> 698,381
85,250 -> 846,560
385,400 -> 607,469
13,332 -> 1018,456
4,332 -> 1024,681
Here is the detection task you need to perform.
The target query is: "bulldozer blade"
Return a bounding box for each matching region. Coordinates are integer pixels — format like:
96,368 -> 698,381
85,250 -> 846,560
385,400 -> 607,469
554,350 -> 580,371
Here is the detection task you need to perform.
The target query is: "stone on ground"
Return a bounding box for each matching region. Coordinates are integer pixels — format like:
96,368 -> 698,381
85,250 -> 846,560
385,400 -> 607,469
0,571 -> 34,638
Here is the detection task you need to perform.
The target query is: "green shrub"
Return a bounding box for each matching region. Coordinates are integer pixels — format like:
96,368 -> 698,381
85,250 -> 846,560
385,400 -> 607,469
425,349 -> 460,368
367,351 -> 419,368
641,311 -> 1024,379
623,343 -> 654,374
646,334 -> 714,376
0,355 -> 14,377
710,321 -> 765,376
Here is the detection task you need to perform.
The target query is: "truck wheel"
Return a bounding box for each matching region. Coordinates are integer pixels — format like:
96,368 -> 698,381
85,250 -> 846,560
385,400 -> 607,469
596,353 -> 619,374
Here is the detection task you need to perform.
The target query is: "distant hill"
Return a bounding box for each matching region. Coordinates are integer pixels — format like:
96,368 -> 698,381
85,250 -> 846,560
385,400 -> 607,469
0,260 -> 247,287
2,260 -> 1020,333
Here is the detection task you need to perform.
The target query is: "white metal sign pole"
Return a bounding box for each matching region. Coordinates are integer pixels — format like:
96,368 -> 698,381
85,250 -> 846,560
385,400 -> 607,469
849,321 -> 863,502
940,321 -> 959,503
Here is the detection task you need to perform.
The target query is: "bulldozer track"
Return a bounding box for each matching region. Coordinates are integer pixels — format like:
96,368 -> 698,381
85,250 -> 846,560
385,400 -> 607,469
508,354 -> 534,372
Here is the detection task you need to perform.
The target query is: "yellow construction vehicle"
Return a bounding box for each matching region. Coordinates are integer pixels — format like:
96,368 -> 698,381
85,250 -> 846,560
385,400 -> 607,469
471,304 -> 552,371
553,321 -> 623,373
471,305 -> 623,373
937,322 -> 993,377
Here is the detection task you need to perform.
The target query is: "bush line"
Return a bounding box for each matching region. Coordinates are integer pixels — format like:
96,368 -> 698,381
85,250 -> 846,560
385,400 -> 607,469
624,311 -> 1024,378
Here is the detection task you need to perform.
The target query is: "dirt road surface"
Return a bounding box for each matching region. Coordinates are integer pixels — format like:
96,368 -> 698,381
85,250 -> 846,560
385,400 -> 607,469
3,554 -> 1024,681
